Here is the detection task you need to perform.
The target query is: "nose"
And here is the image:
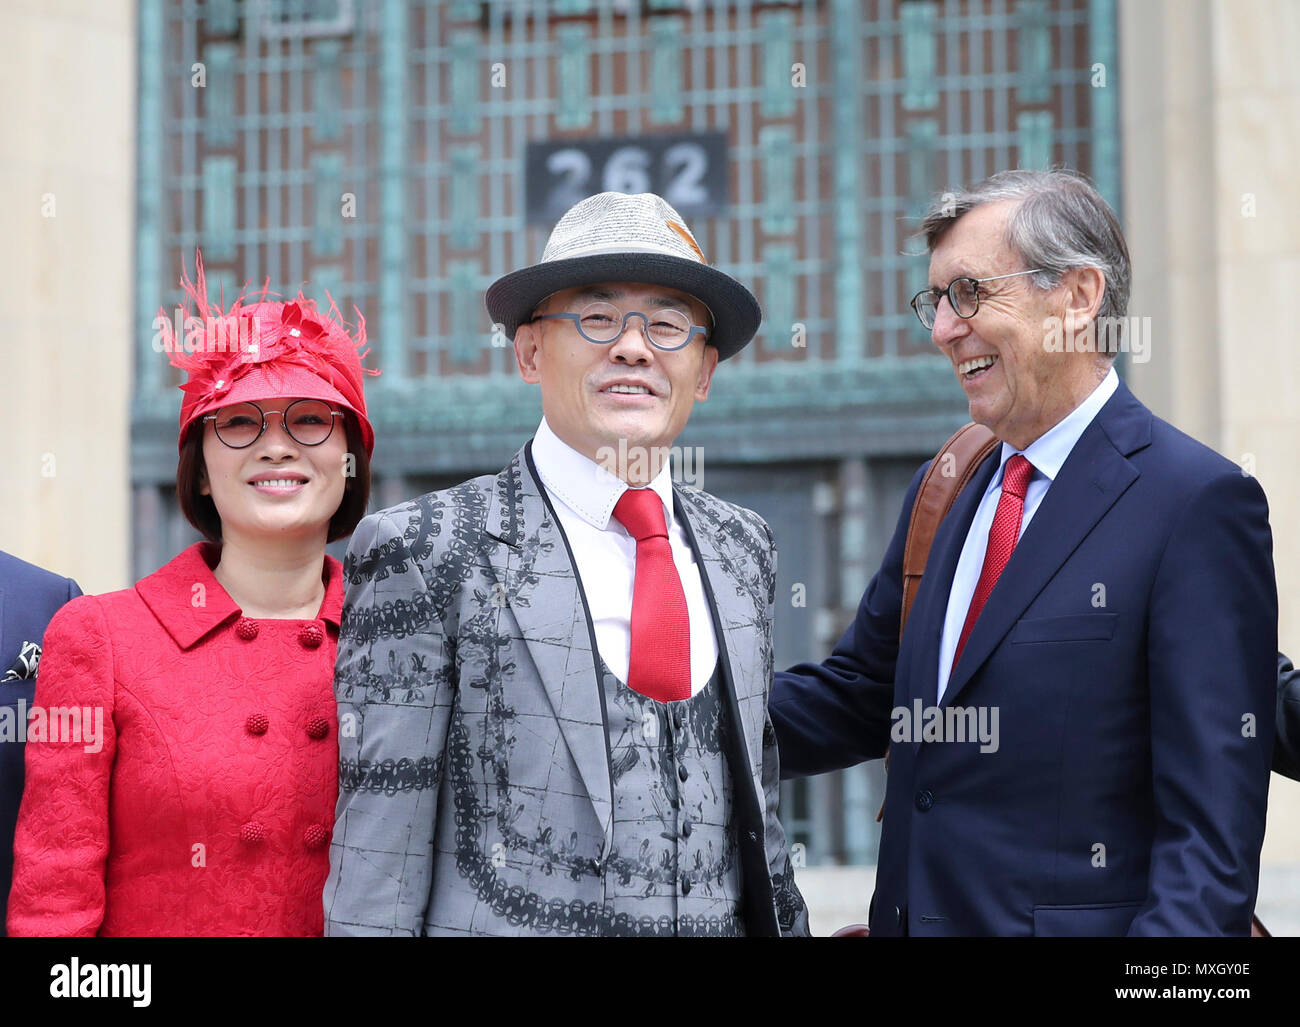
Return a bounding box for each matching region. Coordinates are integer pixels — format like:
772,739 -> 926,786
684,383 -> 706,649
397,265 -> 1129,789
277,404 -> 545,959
608,315 -> 654,364
254,413 -> 300,456
929,295 -> 971,352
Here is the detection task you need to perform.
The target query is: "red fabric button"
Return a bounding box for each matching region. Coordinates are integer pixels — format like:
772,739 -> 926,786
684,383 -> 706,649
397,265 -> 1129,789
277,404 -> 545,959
245,713 -> 269,736
235,618 -> 259,641
298,623 -> 323,649
239,821 -> 266,845
305,716 -> 330,740
303,824 -> 330,850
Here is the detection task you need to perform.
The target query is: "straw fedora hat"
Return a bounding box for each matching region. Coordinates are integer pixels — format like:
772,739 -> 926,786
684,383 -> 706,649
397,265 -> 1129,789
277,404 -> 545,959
486,192 -> 761,360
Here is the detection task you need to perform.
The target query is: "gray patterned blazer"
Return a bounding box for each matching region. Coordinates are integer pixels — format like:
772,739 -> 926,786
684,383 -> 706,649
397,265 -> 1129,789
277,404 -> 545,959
324,442 -> 808,936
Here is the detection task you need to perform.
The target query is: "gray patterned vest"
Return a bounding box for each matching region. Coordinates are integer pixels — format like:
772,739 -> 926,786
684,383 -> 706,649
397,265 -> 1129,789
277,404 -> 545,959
597,655 -> 746,937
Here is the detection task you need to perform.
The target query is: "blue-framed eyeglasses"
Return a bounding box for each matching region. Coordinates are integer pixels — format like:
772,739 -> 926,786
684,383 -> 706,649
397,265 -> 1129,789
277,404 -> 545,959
528,301 -> 709,352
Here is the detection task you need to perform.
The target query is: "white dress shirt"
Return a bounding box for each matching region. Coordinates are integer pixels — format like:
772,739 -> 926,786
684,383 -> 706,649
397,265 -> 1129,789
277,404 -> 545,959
530,418 -> 720,696
935,367 -> 1119,702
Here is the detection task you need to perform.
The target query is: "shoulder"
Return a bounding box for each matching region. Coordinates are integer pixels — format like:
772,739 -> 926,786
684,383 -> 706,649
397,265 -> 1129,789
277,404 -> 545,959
1143,414 -> 1249,486
366,474 -> 499,538
40,592 -> 120,656
46,583 -> 141,634
0,549 -> 78,601
676,484 -> 773,545
342,473 -> 500,582
1096,383 -> 1242,489
1128,413 -> 1269,521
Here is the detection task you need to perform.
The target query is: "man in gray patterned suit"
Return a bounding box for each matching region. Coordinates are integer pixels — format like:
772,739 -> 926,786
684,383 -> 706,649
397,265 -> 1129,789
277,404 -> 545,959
324,192 -> 808,936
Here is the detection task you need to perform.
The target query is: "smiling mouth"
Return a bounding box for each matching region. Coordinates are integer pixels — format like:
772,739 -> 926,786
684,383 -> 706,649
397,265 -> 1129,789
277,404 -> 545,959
601,384 -> 656,397
957,355 -> 999,381
249,478 -> 308,492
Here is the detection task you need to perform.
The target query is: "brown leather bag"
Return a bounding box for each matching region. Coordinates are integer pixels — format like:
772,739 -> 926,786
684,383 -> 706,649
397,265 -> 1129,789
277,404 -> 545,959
845,421 -> 1269,937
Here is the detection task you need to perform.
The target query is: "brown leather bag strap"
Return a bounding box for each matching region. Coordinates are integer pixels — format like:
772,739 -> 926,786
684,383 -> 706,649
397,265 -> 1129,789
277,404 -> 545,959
876,422 -> 997,824
899,422 -> 1000,643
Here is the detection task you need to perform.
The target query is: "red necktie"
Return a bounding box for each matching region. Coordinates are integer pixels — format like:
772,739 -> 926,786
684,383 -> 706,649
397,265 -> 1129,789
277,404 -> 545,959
951,454 -> 1034,672
612,487 -> 691,702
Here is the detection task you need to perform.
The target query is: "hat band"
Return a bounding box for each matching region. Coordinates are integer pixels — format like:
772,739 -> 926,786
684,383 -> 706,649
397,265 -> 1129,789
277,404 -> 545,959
541,240 -> 707,264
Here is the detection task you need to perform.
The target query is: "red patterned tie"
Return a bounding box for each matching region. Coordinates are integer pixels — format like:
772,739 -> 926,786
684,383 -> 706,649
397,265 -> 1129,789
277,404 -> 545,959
612,487 -> 691,702
951,454 -> 1034,672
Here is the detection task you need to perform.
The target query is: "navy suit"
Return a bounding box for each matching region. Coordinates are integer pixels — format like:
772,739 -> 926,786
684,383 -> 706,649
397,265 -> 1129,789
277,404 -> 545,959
1277,652 -> 1300,780
0,550 -> 81,935
772,381 -> 1277,936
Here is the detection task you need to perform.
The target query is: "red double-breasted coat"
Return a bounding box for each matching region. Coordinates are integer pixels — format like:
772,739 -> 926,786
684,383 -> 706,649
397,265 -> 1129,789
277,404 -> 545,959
6,542 -> 341,936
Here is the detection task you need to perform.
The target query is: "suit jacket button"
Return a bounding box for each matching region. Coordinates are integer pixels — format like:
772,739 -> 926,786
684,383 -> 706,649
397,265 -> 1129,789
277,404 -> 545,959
235,617 -> 259,641
678,763 -> 689,782
306,716 -> 330,740
239,821 -> 266,845
245,713 -> 269,736
681,818 -> 692,839
298,623 -> 324,649
680,873 -> 692,896
303,824 -> 330,850
915,789 -> 934,812
895,905 -> 903,926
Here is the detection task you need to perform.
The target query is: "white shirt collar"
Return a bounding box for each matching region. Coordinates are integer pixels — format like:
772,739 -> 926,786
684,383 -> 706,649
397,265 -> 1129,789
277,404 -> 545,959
531,417 -> 676,531
994,365 -> 1119,487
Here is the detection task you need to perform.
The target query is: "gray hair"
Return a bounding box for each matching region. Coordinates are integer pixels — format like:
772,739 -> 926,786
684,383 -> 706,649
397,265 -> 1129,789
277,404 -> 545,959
919,168 -> 1130,355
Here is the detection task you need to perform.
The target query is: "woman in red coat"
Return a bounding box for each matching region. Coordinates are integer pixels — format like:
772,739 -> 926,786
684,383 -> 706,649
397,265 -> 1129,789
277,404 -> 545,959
7,261 -> 377,936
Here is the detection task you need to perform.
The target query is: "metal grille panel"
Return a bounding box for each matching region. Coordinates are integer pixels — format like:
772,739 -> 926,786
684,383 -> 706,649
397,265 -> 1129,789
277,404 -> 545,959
136,0 -> 1118,481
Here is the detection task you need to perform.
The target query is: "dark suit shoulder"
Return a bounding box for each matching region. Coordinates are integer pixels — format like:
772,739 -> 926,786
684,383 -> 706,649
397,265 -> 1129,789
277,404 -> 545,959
1140,412 -> 1253,490
0,549 -> 78,601
0,551 -> 81,652
1276,652 -> 1300,780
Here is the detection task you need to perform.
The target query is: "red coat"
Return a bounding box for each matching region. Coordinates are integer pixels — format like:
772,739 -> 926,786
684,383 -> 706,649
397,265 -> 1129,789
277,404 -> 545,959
7,542 -> 341,936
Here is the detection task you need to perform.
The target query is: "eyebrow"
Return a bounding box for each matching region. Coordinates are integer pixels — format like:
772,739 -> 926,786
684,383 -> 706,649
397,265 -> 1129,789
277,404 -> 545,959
927,269 -> 983,290
573,287 -> 621,303
572,288 -> 696,316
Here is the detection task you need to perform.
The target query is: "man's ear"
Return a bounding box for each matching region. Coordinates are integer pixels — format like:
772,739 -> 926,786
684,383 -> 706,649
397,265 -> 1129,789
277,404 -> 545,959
694,343 -> 721,401
1062,266 -> 1106,343
514,322 -> 542,385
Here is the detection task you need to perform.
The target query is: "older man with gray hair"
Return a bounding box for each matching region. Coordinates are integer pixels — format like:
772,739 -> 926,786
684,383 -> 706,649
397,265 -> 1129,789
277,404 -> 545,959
772,168 -> 1277,936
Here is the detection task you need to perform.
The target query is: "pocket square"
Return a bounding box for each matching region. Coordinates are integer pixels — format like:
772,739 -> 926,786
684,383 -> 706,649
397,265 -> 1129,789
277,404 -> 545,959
1,640 -> 41,681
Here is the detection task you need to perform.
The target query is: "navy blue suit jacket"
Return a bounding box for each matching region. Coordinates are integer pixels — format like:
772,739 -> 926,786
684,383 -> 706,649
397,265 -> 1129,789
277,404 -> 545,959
0,550 -> 81,936
1276,652 -> 1300,780
772,381 -> 1277,936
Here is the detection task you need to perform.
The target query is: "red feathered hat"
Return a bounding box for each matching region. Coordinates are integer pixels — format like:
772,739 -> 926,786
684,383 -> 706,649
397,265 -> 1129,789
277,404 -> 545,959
159,252 -> 379,456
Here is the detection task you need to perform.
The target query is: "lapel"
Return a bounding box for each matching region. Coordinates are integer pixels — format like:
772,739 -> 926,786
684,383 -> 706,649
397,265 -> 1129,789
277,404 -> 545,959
480,443 -> 614,834
903,454 -> 999,710
673,488 -> 767,787
940,381 -> 1152,707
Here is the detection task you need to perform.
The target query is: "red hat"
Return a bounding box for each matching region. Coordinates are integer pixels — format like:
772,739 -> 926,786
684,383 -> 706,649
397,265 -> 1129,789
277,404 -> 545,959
160,252 -> 379,456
